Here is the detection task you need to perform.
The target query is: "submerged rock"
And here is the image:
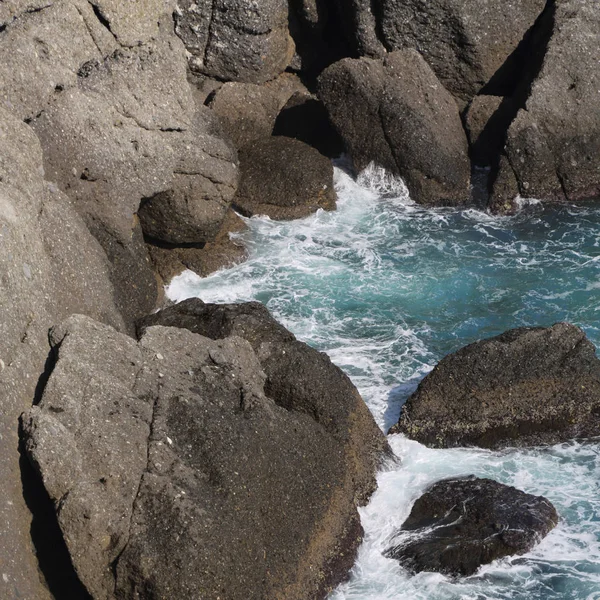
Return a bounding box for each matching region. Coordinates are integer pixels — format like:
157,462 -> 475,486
234,136 -> 337,219
23,306 -> 389,599
392,323 -> 600,448
386,476 -> 558,576
318,51 -> 470,206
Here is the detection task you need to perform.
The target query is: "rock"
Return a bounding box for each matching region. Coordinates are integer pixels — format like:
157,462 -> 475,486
273,92 -> 344,158
391,323 -> 600,449
147,209 -> 248,282
379,0 -> 547,101
334,0 -> 385,58
174,0 -> 294,84
234,136 -> 336,219
319,51 -> 470,206
385,476 -> 558,576
464,95 -> 516,167
31,28 -> 238,321
23,308 -> 389,599
505,0 -> 600,203
488,156 -> 520,215
0,107 -> 122,600
207,82 -> 282,149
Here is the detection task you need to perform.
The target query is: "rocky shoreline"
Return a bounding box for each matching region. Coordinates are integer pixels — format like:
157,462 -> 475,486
1,0 -> 599,598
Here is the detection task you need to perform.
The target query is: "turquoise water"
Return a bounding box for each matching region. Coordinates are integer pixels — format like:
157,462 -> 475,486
169,164 -> 600,599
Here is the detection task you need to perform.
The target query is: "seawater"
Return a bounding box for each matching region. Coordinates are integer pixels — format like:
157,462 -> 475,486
168,164 -> 600,600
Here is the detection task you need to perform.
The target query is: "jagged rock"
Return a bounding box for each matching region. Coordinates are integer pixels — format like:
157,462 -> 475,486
174,0 -> 294,84
385,477 -> 558,576
488,156 -> 520,215
319,51 -> 470,206
23,308 -> 389,600
0,107 -> 123,600
391,323 -> 600,448
207,82 -> 282,149
234,136 -> 336,219
147,209 -> 248,282
31,27 -> 238,320
505,0 -> 600,203
379,0 -> 547,101
273,92 -> 344,158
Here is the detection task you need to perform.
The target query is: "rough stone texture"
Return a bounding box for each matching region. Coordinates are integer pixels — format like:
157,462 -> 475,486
386,476 -> 558,576
30,28 -> 238,321
0,107 -> 123,600
505,0 -> 600,203
488,156 -> 520,215
234,136 -> 337,219
147,209 -> 248,282
23,308 -> 388,600
379,0 -> 547,101
273,92 -> 345,158
87,0 -> 174,47
319,51 -> 470,206
207,82 -> 282,149
391,323 -> 600,449
335,0 -> 385,58
174,0 -> 294,84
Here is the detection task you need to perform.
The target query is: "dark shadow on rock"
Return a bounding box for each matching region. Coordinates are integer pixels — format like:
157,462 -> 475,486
32,344 -> 59,407
382,376 -> 424,434
18,424 -> 92,600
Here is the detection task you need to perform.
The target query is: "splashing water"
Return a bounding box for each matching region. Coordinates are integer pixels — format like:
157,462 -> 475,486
168,164 -> 600,599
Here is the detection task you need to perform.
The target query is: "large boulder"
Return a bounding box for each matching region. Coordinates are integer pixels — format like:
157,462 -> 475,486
504,0 -> 600,203
23,308 -> 389,599
319,51 -> 470,206
385,476 -> 558,576
174,0 -> 294,84
0,106 -> 123,600
234,136 -> 337,219
378,0 -> 547,102
391,323 -> 600,449
30,26 -> 238,321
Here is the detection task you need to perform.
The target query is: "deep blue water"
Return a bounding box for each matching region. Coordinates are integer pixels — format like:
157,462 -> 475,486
169,164 -> 600,599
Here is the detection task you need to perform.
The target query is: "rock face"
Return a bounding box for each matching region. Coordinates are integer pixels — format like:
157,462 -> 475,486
378,0 -> 547,101
23,309 -> 388,599
392,323 -> 600,449
319,51 -> 470,206
174,0 -> 294,84
234,137 -> 337,219
385,476 -> 558,576
504,0 -> 600,203
0,106 -> 123,600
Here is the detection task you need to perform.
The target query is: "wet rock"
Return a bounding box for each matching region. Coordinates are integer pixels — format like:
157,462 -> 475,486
385,476 -> 558,576
273,92 -> 344,158
147,209 -> 248,282
234,136 -> 336,219
379,0 -> 547,101
319,51 -> 470,206
505,0 -> 600,203
392,323 -> 600,449
23,308 -> 389,600
174,0 -> 294,84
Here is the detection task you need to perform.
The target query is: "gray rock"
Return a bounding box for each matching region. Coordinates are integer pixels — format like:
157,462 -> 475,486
488,155 -> 520,215
0,107 -> 122,600
174,0 -> 294,84
234,136 -> 337,219
379,0 -> 547,101
505,0 -> 600,203
386,476 -> 558,576
391,323 -> 600,449
23,307 -> 389,599
207,81 -> 282,149
319,51 -> 470,206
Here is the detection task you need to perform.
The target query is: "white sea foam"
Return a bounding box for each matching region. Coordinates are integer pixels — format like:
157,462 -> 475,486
167,163 -> 600,599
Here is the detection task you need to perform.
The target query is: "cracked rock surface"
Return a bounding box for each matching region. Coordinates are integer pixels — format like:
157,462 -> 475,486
23,306 -> 389,599
385,476 -> 558,576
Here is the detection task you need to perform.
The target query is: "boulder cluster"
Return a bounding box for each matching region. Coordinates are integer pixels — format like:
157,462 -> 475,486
1,0 -> 599,597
